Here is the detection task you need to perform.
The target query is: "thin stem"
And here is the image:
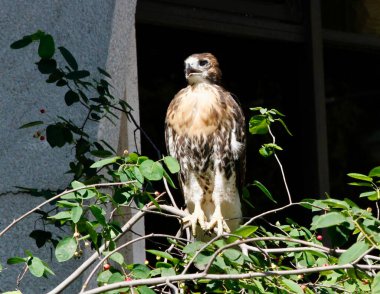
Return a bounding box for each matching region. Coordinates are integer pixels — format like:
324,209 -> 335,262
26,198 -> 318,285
163,177 -> 179,209
268,126 -> 292,204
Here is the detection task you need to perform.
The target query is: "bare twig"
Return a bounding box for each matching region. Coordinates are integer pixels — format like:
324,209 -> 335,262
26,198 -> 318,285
0,181 -> 136,237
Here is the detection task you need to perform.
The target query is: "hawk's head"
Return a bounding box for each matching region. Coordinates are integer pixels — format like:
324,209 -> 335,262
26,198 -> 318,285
184,53 -> 222,85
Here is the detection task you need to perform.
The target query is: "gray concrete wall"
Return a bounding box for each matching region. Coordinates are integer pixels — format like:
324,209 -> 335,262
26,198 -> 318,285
0,0 -> 140,292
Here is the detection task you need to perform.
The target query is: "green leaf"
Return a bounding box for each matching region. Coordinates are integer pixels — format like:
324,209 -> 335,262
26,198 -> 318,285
275,118 -> 293,136
90,205 -> 106,225
311,212 -> 347,230
139,160 -> 164,181
10,36 -> 33,49
146,250 -> 178,263
38,34 -> 55,59
249,115 -> 268,135
360,190 -> 379,200
338,241 -> 369,265
7,257 -> 27,265
65,70 -> 90,80
97,269 -> 112,283
64,90 -> 80,106
253,180 -> 276,203
46,123 -> 73,147
282,278 -> 303,294
3,291 -> 22,294
227,225 -> 258,243
48,211 -> 72,220
19,121 -> 44,129
372,272 -> 380,294
259,146 -> 270,157
28,257 -> 45,277
183,241 -> 205,254
369,166 -> 380,178
348,182 -> 373,187
55,237 -> 77,262
109,252 -> 124,265
108,272 -> 125,283
321,199 -> 350,210
161,267 -> 176,277
58,47 -> 78,70
223,249 -> 244,265
347,173 -> 373,182
137,285 -> 156,294
71,206 -> 83,223
90,150 -> 113,158
90,156 -> 119,168
130,264 -> 150,279
163,156 -> 180,173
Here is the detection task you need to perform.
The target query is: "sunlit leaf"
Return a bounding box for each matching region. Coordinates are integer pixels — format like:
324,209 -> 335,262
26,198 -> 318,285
338,241 -> 369,265
253,180 -> 276,203
28,256 -> 45,277
347,173 -> 373,182
282,278 -> 303,294
139,160 -> 164,181
311,212 -> 347,230
249,115 -> 268,135
71,206 -> 83,223
163,156 -> 180,173
55,237 -> 77,262
372,272 -> 380,294
90,156 -> 119,168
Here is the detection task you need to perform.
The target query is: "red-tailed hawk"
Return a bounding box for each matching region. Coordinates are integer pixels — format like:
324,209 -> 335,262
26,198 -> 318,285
165,53 -> 246,237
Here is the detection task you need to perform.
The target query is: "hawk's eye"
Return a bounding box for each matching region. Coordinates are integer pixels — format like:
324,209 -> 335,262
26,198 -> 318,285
199,59 -> 208,67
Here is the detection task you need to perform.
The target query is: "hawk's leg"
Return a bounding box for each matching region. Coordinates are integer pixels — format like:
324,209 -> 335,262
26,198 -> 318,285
182,172 -> 207,236
207,168 -> 231,236
183,201 -> 207,236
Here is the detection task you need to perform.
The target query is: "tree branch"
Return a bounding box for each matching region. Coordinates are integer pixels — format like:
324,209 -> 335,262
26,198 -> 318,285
81,264 -> 380,294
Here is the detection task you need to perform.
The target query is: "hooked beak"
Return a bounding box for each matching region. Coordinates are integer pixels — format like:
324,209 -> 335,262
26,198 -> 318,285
185,65 -> 201,78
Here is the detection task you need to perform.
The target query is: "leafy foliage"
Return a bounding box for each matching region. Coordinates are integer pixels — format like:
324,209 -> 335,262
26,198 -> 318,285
2,31 -> 380,294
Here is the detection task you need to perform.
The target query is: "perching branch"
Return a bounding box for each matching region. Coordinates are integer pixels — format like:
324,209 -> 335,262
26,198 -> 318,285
81,263 -> 380,294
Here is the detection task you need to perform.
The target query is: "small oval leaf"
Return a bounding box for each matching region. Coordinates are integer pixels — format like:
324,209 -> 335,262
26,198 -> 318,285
55,237 -> 77,262
163,156 -> 180,174
28,257 -> 45,277
139,160 -> 164,181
